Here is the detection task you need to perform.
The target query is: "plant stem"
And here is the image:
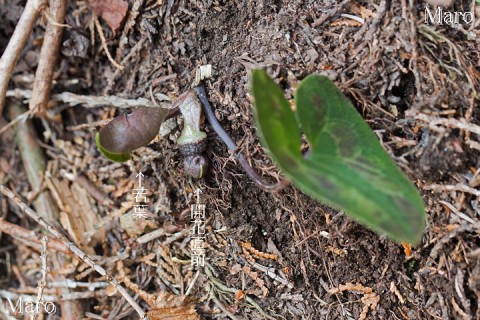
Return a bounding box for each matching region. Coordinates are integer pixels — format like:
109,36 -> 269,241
193,84 -> 288,192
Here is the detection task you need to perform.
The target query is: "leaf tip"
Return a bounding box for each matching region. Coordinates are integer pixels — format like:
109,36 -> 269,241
95,132 -> 131,163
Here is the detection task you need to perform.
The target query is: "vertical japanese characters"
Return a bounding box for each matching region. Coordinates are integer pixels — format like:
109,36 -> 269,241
190,189 -> 206,267
132,172 -> 149,218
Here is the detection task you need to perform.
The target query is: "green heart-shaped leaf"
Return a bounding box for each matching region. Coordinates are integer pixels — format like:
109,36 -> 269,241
252,70 -> 425,244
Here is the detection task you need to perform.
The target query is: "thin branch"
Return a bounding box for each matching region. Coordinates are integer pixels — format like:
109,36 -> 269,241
0,0 -> 47,115
29,0 -> 68,115
0,218 -> 71,254
6,89 -> 180,119
136,229 -> 166,244
8,88 -> 159,108
2,90 -> 180,136
424,183 -> 480,197
33,236 -> 49,320
311,0 -> 351,26
407,111 -> 480,136
0,185 -> 147,319
48,280 -> 109,290
94,15 -> 124,71
0,108 -> 33,136
0,290 -> 56,302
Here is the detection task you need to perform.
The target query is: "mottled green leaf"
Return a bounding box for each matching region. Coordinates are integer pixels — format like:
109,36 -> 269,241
252,72 -> 425,244
252,70 -> 302,169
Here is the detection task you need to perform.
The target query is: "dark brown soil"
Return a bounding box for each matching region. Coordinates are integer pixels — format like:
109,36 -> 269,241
1,0 -> 480,319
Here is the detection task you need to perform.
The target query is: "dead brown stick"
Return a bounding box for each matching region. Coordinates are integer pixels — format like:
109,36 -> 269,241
407,110 -> 480,136
0,219 -> 71,254
311,0 -> 351,26
93,15 -> 124,71
7,88 -> 164,108
35,236 -> 49,313
29,0 -> 68,116
0,0 -> 47,115
0,185 -> 147,319
423,183 -> 480,197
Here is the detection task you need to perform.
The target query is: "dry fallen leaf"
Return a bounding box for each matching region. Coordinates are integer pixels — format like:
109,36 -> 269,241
87,0 -> 128,32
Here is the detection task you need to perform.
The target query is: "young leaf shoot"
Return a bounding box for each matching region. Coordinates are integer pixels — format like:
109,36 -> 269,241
96,107 -> 167,162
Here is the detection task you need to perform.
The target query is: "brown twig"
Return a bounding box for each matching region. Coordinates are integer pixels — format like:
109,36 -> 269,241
29,0 -> 68,116
34,236 -> 49,319
0,185 -> 147,319
0,0 -> 47,115
93,15 -> 124,71
0,219 -> 71,254
407,110 -> 480,136
424,183 -> 480,197
406,0 -> 422,98
0,290 -> 57,303
9,89 -> 159,108
5,89 -> 179,120
0,108 -> 34,136
311,0 -> 351,26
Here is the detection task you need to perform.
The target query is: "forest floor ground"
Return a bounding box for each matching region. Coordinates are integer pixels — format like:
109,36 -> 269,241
1,1 -> 480,319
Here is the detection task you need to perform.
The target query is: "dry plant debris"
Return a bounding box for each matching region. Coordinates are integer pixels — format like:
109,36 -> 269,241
328,282 -> 380,320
